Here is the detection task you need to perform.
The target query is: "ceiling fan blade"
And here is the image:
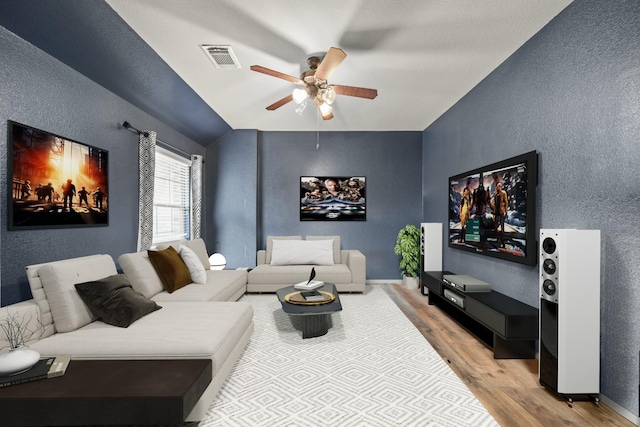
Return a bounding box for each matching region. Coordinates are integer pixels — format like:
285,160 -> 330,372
314,47 -> 347,81
266,94 -> 294,110
332,84 -> 378,100
314,98 -> 334,120
250,65 -> 302,84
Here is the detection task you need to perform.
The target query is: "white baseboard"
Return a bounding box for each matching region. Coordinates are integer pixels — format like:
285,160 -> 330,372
599,394 -> 639,426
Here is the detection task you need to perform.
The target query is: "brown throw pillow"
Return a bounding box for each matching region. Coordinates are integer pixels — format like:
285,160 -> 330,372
75,274 -> 161,328
147,246 -> 192,293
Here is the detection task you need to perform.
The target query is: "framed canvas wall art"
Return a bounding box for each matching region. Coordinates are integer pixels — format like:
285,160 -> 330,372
8,121 -> 109,229
300,176 -> 366,221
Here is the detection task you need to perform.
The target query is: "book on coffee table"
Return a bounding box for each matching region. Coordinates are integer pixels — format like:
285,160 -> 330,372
0,355 -> 70,388
301,291 -> 326,302
294,280 -> 324,291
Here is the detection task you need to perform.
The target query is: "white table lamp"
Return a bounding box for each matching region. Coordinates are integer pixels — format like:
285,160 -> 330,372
209,253 -> 226,270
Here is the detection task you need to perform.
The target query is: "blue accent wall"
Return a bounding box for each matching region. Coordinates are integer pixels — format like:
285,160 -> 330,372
209,130 -> 423,279
0,26 -> 205,305
423,0 -> 640,416
259,131 -> 423,279
207,129 -> 259,269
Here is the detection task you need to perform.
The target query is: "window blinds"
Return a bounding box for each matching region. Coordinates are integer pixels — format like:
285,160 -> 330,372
152,147 -> 191,244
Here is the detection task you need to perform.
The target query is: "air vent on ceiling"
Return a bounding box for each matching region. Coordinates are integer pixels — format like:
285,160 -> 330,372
200,45 -> 241,69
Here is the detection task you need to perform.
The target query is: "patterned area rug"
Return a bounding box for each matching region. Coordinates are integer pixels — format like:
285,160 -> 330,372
198,285 -> 498,427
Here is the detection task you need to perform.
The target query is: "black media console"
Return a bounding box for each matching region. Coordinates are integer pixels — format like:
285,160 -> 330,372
422,271 -> 538,359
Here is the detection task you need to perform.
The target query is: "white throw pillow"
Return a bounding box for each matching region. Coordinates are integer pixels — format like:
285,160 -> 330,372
185,238 -> 211,269
306,235 -> 341,264
179,245 -> 207,284
38,255 -> 118,333
265,236 -> 302,264
270,239 -> 335,266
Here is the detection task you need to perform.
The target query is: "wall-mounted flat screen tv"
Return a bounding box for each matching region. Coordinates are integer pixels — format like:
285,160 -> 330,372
448,151 -> 537,266
8,121 -> 109,230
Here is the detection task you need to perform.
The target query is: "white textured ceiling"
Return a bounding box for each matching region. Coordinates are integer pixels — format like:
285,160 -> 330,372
106,0 -> 572,132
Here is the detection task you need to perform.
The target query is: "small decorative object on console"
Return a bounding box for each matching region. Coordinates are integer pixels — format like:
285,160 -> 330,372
0,308 -> 45,375
0,354 -> 70,387
0,348 -> 41,376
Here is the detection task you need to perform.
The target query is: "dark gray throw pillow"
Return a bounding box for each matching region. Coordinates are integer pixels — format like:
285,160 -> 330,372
75,274 -> 161,328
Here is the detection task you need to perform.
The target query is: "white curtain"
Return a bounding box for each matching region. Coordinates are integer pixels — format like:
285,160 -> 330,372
137,131 -> 156,251
190,154 -> 203,239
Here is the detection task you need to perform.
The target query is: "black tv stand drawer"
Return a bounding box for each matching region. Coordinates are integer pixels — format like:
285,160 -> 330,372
423,271 -> 538,359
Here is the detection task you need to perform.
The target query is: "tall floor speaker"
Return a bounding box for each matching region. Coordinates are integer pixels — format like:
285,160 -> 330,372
539,229 -> 600,397
420,223 -> 442,294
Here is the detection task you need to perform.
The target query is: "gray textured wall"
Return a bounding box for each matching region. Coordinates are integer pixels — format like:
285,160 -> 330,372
423,0 -> 640,416
0,26 -> 204,305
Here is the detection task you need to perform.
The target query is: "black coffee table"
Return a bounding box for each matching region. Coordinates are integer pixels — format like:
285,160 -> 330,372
0,359 -> 211,426
276,283 -> 342,338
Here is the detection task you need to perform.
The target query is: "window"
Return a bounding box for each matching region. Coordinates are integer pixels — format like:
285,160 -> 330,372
152,146 -> 191,244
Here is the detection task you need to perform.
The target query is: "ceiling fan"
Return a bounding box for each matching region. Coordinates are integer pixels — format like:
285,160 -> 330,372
250,47 -> 378,120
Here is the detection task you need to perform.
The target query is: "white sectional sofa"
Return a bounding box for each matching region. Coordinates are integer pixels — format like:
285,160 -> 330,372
247,235 -> 366,292
118,238 -> 248,303
0,239 -> 253,422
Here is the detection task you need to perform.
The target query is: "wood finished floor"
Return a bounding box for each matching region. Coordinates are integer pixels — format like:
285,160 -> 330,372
383,283 -> 635,427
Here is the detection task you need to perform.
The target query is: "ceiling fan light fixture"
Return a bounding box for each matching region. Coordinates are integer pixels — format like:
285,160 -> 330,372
292,87 -> 308,104
318,101 -> 332,117
322,87 -> 336,105
295,98 -> 308,116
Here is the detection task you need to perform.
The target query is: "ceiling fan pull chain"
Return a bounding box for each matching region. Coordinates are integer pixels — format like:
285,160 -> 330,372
316,112 -> 320,150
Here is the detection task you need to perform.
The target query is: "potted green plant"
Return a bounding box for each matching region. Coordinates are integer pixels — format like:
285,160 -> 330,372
394,224 -> 421,289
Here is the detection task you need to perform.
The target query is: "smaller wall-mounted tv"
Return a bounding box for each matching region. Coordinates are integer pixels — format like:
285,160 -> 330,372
448,151 -> 538,266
